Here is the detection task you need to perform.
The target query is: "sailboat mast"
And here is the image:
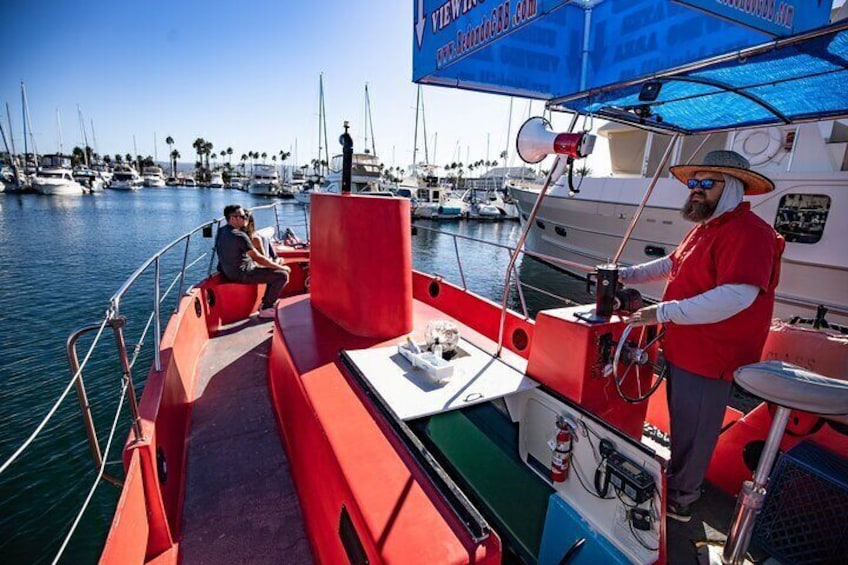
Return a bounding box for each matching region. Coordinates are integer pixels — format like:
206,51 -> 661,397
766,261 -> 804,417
56,109 -> 63,155
364,85 -> 369,154
6,102 -> 16,156
154,132 -> 158,163
21,82 -> 38,167
318,73 -> 330,177
365,83 -> 376,156
77,105 -> 90,166
321,76 -> 329,175
90,119 -> 98,156
504,97 -> 513,167
421,86 -> 429,164
21,84 -> 27,169
412,86 -> 420,169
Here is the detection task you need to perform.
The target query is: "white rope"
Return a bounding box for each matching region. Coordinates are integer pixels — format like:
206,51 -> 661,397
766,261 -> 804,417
52,379 -> 128,565
0,314 -> 111,475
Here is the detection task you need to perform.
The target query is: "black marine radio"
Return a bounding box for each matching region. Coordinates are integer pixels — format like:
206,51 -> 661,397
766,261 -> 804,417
605,450 -> 656,504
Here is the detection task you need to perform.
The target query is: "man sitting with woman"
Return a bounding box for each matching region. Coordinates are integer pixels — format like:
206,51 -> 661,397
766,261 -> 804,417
215,204 -> 291,319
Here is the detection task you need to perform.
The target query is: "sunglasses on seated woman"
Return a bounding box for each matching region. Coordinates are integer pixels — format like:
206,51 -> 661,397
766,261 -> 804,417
686,178 -> 725,190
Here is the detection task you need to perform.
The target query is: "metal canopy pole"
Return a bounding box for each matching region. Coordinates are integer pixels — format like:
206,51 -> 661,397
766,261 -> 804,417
612,133 -> 680,265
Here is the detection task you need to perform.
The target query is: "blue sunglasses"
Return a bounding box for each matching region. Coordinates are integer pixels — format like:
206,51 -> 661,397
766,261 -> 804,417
686,178 -> 724,190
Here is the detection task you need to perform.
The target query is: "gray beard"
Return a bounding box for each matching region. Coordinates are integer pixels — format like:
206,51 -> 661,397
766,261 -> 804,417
681,196 -> 716,222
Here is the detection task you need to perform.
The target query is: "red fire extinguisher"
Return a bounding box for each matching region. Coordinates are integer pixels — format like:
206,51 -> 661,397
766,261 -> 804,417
551,417 -> 573,483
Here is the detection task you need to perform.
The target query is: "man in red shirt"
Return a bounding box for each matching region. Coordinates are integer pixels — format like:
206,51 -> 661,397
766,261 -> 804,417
622,150 -> 784,522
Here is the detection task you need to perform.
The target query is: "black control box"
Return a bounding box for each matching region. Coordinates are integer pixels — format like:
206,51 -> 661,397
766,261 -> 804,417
606,451 -> 655,504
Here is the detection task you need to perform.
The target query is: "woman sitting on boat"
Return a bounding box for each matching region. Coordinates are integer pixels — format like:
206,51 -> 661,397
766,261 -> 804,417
244,210 -> 278,260
622,150 -> 785,523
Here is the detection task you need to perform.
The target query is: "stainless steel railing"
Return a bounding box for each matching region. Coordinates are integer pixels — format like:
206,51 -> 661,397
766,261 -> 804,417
412,221 -> 591,322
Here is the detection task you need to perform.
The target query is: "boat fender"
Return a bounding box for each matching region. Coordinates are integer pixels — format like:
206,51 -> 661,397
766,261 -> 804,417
735,128 -> 783,166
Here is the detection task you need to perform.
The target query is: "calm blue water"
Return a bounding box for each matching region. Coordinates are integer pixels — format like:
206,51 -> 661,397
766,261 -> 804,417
0,188 -> 589,563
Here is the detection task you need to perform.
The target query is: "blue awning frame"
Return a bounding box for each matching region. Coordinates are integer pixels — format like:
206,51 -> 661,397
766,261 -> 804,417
550,19 -> 848,135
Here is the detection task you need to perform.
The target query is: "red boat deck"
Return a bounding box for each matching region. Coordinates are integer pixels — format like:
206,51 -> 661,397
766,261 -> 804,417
179,316 -> 313,564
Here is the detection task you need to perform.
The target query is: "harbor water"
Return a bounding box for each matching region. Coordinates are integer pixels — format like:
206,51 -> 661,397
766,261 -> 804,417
0,188 -> 591,563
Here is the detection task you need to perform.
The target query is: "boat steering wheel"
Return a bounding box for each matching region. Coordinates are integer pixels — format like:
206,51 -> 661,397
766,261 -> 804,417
612,323 -> 666,403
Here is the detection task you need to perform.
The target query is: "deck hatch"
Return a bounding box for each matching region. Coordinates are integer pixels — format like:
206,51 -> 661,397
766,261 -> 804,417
343,338 -> 537,421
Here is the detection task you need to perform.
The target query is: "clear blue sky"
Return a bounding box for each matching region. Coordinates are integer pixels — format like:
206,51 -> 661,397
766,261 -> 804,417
1,0 -> 596,172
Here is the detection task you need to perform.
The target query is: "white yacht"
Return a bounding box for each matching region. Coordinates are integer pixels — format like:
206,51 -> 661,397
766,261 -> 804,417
208,171 -> 225,188
461,187 -> 506,220
401,167 -> 465,219
227,173 -> 247,190
31,154 -> 84,196
510,120 -> 848,325
246,164 -> 280,196
142,165 -> 166,187
90,161 -> 112,187
72,166 -> 105,193
110,164 -> 143,190
278,178 -> 306,199
325,151 -> 393,196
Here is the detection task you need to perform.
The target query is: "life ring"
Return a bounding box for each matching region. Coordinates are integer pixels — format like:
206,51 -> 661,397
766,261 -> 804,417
735,128 -> 783,166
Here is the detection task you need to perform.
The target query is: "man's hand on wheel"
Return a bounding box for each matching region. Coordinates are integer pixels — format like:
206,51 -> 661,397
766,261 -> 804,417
629,305 -> 659,326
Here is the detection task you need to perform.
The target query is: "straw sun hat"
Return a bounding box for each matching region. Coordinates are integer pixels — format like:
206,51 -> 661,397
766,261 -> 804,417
669,150 -> 775,195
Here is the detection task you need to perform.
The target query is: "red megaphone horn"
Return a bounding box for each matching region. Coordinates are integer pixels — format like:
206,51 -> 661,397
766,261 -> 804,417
516,117 -> 596,164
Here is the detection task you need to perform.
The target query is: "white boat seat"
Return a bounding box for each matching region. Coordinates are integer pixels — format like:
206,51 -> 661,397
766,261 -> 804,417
734,360 -> 848,417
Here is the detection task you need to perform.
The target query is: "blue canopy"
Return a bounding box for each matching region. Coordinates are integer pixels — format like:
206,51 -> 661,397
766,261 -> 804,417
412,0 -> 846,133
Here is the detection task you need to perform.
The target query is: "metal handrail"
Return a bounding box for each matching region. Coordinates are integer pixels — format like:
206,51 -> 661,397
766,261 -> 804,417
411,222 -> 587,321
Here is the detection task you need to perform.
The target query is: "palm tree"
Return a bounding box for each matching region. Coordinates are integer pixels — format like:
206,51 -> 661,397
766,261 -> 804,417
226,147 -> 233,167
170,149 -> 180,177
115,154 -> 122,164
165,136 -> 174,175
203,141 -> 213,170
125,153 -> 133,167
192,138 -> 205,176
240,153 -> 247,173
261,151 -> 267,164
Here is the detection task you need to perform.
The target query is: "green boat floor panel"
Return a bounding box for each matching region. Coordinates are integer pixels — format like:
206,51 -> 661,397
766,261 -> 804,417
425,404 -> 553,562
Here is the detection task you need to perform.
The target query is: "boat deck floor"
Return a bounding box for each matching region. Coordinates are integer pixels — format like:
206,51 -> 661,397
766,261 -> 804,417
179,316 -> 313,564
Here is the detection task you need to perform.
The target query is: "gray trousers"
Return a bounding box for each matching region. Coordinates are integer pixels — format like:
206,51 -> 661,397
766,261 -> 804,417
667,363 -> 733,506
234,268 -> 289,310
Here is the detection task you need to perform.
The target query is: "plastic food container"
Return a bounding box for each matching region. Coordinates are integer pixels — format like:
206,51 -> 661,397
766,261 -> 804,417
398,342 -> 454,384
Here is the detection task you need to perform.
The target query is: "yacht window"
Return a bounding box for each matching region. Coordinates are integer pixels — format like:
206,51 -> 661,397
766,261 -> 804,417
535,220 -> 546,230
554,226 -> 567,237
774,194 -> 830,244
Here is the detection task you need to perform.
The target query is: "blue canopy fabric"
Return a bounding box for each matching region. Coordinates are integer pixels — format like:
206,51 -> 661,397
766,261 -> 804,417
561,24 -> 848,133
412,0 -> 844,133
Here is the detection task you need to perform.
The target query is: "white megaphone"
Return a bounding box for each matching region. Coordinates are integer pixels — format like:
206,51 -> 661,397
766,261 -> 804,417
516,117 -> 596,164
